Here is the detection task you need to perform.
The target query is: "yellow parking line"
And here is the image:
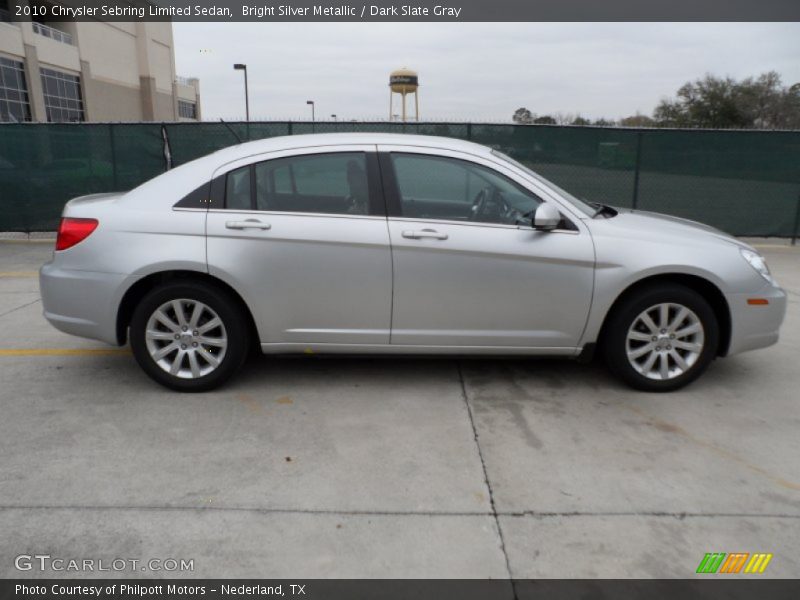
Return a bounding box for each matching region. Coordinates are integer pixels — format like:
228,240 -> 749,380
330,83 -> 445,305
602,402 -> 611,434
0,271 -> 38,278
0,348 -> 131,356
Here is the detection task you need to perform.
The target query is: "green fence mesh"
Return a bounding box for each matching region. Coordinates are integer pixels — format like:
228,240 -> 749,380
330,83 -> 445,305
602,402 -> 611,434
0,123 -> 164,231
1,122 -> 798,236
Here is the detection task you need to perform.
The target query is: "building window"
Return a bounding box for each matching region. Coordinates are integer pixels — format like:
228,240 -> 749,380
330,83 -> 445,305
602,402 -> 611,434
0,57 -> 31,122
40,67 -> 84,122
178,100 -> 197,119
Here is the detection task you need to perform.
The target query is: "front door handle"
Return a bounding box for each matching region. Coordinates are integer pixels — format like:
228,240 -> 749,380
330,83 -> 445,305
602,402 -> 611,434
401,229 -> 448,240
225,219 -> 271,230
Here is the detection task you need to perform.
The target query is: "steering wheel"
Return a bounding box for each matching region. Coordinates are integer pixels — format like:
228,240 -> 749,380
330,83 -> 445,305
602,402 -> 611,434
470,186 -> 508,222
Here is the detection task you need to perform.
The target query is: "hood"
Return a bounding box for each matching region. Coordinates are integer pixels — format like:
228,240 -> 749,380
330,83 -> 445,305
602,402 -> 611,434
608,208 -> 754,251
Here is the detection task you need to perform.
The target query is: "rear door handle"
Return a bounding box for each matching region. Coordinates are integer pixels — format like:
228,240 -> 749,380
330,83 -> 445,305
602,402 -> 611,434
401,229 -> 448,240
225,219 -> 271,230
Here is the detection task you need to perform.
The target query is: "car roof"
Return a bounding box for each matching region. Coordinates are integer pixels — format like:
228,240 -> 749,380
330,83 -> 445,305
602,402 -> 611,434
126,133 -> 494,208
207,132 -> 493,163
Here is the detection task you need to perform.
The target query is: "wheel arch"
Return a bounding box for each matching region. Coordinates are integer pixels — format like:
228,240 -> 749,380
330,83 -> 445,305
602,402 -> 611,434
116,270 -> 259,347
596,273 -> 732,357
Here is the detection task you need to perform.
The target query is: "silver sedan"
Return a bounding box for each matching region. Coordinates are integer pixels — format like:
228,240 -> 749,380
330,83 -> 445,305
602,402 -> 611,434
39,133 -> 787,392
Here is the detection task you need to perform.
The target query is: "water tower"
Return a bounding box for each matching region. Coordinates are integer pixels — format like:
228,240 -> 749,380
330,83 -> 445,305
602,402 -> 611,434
389,68 -> 419,122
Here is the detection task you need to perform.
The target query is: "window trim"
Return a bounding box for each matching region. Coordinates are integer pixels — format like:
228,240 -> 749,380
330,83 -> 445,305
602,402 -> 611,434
220,164 -> 254,211
380,151 -> 551,226
377,152 -> 401,217
210,174 -> 226,208
214,150 -> 386,217
173,181 -> 211,209
377,144 -> 589,229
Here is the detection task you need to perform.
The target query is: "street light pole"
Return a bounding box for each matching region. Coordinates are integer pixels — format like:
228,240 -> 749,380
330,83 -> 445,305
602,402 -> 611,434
233,64 -> 249,121
306,100 -> 315,122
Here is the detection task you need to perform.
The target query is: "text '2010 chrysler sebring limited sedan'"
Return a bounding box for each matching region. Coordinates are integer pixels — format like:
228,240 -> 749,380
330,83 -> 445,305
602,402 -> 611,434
40,134 -> 787,392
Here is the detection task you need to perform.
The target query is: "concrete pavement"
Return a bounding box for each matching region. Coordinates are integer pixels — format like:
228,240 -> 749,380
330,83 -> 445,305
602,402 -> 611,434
0,240 -> 798,578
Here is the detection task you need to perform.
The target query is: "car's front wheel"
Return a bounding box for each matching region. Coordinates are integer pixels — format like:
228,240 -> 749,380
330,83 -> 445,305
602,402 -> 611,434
603,283 -> 719,392
130,282 -> 250,392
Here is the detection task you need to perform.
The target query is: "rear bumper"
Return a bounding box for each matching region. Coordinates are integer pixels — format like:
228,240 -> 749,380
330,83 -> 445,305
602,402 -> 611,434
725,284 -> 787,356
39,262 -> 125,346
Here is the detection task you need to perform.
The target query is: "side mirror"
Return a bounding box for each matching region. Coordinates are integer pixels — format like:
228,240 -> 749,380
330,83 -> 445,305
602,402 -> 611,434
533,203 -> 561,231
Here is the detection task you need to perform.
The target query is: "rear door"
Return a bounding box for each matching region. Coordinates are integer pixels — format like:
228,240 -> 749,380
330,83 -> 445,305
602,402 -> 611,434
206,146 -> 393,347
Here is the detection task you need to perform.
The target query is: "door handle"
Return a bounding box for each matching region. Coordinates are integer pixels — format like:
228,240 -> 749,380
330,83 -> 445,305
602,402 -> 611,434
401,229 -> 448,240
225,219 -> 271,230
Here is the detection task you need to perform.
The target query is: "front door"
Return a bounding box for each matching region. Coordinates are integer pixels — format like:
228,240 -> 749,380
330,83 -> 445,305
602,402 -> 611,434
379,147 -> 595,349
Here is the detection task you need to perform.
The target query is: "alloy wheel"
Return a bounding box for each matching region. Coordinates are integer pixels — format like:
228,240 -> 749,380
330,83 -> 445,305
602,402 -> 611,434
625,302 -> 705,381
144,299 -> 228,379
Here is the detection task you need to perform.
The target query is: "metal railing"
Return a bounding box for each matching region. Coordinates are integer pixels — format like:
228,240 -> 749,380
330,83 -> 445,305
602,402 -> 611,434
32,22 -> 73,45
175,76 -> 195,87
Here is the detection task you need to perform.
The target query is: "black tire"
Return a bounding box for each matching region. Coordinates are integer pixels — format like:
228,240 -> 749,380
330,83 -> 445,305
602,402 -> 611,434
602,283 -> 719,392
129,281 -> 250,392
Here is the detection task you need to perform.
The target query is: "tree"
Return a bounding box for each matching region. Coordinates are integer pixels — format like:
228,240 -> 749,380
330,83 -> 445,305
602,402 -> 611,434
533,115 -> 556,125
653,72 -> 800,129
620,114 -> 655,127
654,75 -> 747,128
512,108 -> 534,124
593,118 -> 616,126
737,72 -> 800,129
554,113 -> 574,125
571,115 -> 591,126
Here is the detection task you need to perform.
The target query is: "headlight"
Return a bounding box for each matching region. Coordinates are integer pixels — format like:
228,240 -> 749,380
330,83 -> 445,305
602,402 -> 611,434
740,248 -> 777,286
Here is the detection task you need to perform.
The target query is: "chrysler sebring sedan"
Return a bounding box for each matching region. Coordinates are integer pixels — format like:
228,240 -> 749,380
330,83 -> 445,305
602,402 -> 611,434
40,134 -> 786,392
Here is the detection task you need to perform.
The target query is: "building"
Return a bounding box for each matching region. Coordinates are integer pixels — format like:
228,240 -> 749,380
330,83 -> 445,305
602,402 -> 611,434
0,1 -> 200,122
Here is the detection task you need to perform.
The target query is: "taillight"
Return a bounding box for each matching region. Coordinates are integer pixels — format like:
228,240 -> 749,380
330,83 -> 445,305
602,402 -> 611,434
55,218 -> 99,251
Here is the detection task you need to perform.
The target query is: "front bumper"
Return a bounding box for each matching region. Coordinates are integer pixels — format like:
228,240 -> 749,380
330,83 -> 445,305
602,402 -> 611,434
725,284 -> 787,356
39,262 -> 126,346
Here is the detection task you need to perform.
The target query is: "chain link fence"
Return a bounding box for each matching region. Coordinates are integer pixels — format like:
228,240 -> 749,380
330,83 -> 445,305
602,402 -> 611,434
1,121 -> 799,237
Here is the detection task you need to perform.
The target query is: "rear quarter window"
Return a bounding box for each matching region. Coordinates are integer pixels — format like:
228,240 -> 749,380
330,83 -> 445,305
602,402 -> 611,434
173,182 -> 211,209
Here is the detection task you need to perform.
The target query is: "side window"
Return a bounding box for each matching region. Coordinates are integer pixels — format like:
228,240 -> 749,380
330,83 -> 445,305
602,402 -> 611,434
174,182 -> 210,208
225,165 -> 252,210
390,154 -> 543,225
272,165 -> 294,194
254,152 -> 369,215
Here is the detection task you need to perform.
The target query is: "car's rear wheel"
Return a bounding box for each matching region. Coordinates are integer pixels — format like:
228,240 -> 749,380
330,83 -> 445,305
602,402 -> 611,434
130,282 -> 249,392
603,283 -> 719,392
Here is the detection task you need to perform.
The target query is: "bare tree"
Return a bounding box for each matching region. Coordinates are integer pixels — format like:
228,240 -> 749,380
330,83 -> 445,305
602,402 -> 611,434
620,114 -> 655,127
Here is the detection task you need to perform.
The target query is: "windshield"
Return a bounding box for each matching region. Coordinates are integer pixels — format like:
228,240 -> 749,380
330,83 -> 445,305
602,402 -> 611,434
491,150 -> 596,217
